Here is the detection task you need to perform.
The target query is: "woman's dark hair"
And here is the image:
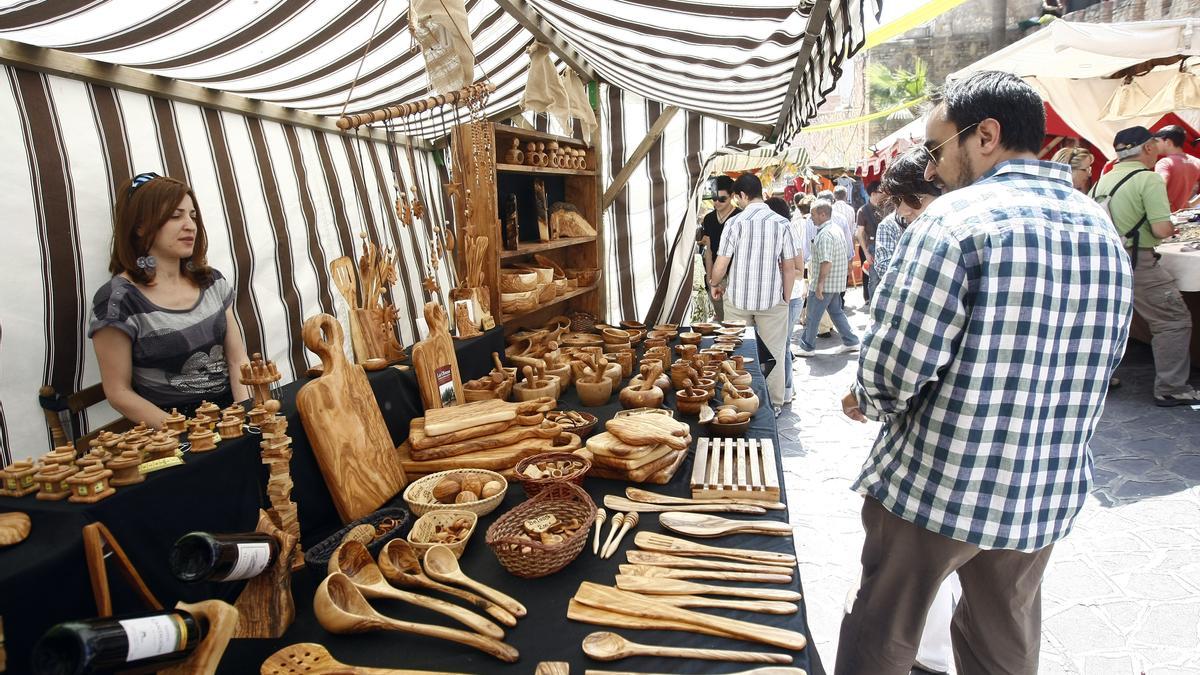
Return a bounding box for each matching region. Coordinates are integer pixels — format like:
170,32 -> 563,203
110,174 -> 213,287
714,174 -> 735,194
765,197 -> 790,220
932,70 -> 1045,155
732,173 -> 763,199
882,149 -> 942,200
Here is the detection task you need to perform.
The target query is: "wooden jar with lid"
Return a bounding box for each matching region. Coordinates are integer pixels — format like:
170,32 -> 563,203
247,404 -> 270,426
34,463 -> 76,500
222,403 -> 246,425
188,428 -> 217,452
67,465 -> 115,503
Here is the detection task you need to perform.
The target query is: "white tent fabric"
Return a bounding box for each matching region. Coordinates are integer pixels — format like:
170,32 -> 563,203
951,18 -> 1200,157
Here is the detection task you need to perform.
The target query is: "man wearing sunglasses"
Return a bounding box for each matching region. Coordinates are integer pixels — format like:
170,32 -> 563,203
700,175 -> 741,321
835,71 -> 1133,675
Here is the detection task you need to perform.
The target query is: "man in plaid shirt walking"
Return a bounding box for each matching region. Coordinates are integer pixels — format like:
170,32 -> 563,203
835,71 -> 1133,675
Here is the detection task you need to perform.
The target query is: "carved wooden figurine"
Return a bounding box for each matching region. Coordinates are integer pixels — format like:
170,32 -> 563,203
107,449 -> 145,487
67,465 -> 115,503
241,353 -> 282,408
34,463 -> 76,500
534,178 -> 550,242
0,460 -> 38,497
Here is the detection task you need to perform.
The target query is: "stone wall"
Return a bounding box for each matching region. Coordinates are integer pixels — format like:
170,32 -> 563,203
1065,0 -> 1200,22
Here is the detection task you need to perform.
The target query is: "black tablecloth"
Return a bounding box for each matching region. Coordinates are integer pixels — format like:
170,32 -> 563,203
218,331 -> 824,675
0,327 -> 505,673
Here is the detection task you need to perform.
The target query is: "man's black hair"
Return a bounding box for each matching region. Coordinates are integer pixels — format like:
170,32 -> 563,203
714,175 -> 735,194
765,197 -> 790,220
881,148 -> 942,199
932,70 -> 1045,155
865,181 -> 881,195
1157,125 -> 1188,149
732,173 -> 763,199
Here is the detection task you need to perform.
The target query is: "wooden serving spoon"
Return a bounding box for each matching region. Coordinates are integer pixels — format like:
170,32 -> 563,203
646,593 -> 798,615
313,573 -> 519,662
329,541 -> 504,639
378,540 -> 518,627
584,669 -> 806,675
604,495 -> 766,515
626,487 -> 785,511
614,575 -> 802,602
634,532 -> 796,567
582,631 -> 791,664
260,643 -> 469,674
658,512 -> 793,538
626,551 -> 794,576
423,545 -> 527,618
618,564 -> 792,585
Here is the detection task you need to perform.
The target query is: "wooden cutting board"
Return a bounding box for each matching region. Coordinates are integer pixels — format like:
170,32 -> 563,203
589,444 -> 674,471
296,313 -> 407,523
423,397 -> 554,437
410,421 -> 563,461
409,417 -> 521,450
691,437 -> 780,502
588,448 -> 685,484
606,416 -> 690,450
399,433 -> 582,475
586,432 -> 659,459
411,301 -> 463,410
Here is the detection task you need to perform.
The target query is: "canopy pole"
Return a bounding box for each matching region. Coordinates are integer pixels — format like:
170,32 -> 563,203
602,105 -> 679,210
770,0 -> 833,143
337,82 -> 497,130
493,0 -> 597,80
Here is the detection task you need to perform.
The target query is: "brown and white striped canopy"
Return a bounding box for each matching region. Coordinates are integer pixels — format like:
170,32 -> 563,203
0,0 -> 878,140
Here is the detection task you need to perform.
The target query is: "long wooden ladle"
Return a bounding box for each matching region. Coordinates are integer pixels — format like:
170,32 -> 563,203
313,573 -> 519,662
658,512 -> 794,538
423,544 -> 527,617
582,631 -> 791,664
625,551 -> 794,576
626,487 -> 786,511
328,541 -> 504,639
260,643 -> 470,674
378,540 -> 518,627
614,574 -> 801,602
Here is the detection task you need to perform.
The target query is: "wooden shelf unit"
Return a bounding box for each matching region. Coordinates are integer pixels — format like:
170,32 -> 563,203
451,122 -> 602,335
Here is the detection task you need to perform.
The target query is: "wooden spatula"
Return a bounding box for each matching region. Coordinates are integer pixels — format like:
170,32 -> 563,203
604,495 -> 766,514
626,487 -> 786,510
626,551 -> 793,576
634,531 -> 796,567
260,643 -> 467,674
646,593 -> 798,615
614,575 -> 801,602
658,512 -> 794,538
618,564 -> 792,585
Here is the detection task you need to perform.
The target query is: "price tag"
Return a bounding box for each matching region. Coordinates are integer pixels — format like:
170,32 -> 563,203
523,514 -> 558,535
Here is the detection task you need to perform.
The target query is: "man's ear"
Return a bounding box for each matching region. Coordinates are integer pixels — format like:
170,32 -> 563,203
976,118 -> 1003,156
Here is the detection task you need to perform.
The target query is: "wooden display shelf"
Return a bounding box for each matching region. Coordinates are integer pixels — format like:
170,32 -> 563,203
500,283 -> 598,324
496,162 -> 596,177
494,125 -> 588,147
500,235 -> 598,260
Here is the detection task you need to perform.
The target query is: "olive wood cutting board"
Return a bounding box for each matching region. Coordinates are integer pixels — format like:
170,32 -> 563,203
296,314 -> 407,523
399,433 -> 582,475
589,444 -> 675,471
618,564 -> 793,584
588,448 -> 686,484
625,487 -> 787,511
423,397 -> 554,437
586,432 -> 661,459
411,302 -> 463,410
604,495 -> 767,515
409,417 -> 519,450
626,551 -> 793,576
634,532 -> 796,567
409,421 -> 563,461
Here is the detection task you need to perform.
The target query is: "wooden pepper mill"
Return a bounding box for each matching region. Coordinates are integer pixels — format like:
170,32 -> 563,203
42,445 -> 77,468
222,403 -> 246,425
163,408 -> 188,433
107,449 -> 145,487
146,433 -> 181,461
195,400 -> 221,420
0,460 -> 39,497
189,428 -> 217,453
67,465 -> 115,503
34,462 -> 77,500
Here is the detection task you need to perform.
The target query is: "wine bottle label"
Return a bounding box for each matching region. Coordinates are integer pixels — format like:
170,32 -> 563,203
119,615 -> 185,661
224,542 -> 273,580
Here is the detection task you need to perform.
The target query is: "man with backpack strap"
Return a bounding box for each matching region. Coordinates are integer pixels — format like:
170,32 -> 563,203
1092,126 -> 1198,406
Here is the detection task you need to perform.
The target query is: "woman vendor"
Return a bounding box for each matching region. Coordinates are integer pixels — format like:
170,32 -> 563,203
89,173 -> 249,426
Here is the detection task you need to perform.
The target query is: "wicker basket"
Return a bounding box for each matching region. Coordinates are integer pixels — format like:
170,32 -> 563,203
570,311 -> 598,334
303,507 -> 409,575
485,483 -> 597,578
403,469 -> 507,517
545,410 -> 598,439
513,452 -> 591,497
406,510 -> 477,558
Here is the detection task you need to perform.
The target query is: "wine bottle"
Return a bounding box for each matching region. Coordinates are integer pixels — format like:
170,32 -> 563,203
169,531 -> 279,582
32,609 -> 207,674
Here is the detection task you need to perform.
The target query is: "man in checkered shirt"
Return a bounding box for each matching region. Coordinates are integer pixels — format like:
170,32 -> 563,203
835,71 -> 1133,675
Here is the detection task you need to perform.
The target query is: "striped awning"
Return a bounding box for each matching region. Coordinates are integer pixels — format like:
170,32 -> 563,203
0,0 -> 876,139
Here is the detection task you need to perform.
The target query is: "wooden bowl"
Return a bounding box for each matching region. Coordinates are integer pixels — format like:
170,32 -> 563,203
545,410 -> 599,438
536,282 -> 557,304
691,322 -> 720,335
678,332 -> 702,345
363,358 -> 389,371
499,269 -> 538,293
566,268 -> 601,288
720,320 -> 747,329
675,387 -> 712,415
406,510 -> 477,559
517,266 -> 555,285
643,338 -> 666,349
403,469 -> 508,517
646,330 -> 674,341
602,328 -> 631,344
619,320 -> 646,331
715,327 -> 745,337
699,405 -> 751,436
561,332 -> 604,348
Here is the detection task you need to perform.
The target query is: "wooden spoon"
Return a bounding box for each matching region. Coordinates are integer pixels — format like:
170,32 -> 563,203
604,495 -> 766,514
584,669 -> 806,675
625,487 -> 785,511
329,541 -> 503,639
644,593 -> 798,615
378,540 -> 518,627
658,512 -> 793,538
423,545 -> 527,617
583,631 -> 791,664
260,643 -> 469,674
618,564 -> 792,584
634,532 -> 796,567
626,551 -> 794,576
313,573 -> 519,662
614,575 -> 801,602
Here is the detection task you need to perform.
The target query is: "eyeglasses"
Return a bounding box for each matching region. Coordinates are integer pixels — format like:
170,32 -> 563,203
889,194 -> 925,209
128,172 -> 161,196
714,195 -> 729,203
922,122 -> 980,165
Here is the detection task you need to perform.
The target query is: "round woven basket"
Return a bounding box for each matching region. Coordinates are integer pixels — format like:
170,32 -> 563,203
570,311 -> 597,334
513,451 -> 591,497
485,482 -> 597,578
402,469 -> 507,517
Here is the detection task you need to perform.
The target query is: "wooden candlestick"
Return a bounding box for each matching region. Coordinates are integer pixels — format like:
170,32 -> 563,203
195,400 -> 221,420
34,463 -> 76,500
67,465 -> 115,503
233,510 -> 296,638
189,428 -> 217,452
217,416 -> 244,439
107,449 -> 145,487
163,408 -> 187,433
0,460 -> 39,497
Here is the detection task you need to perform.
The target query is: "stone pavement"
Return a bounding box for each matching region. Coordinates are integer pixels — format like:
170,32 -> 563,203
776,292 -> 1200,675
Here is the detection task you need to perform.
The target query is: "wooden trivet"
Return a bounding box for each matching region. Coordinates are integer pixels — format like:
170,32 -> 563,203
690,437 -> 779,501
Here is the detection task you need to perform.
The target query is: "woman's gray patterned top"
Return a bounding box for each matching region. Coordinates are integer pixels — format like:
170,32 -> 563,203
89,270 -> 234,407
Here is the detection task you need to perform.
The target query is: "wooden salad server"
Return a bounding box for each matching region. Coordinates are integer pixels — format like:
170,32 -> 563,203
260,643 -> 472,674
604,495 -> 766,515
634,532 -> 796,567
658,512 -> 794,538
583,631 -> 790,664
618,564 -> 792,585
423,545 -> 527,617
614,575 -> 802,602
378,540 -> 518,627
625,487 -> 786,510
329,541 -> 503,639
625,551 -> 794,577
313,573 -> 519,662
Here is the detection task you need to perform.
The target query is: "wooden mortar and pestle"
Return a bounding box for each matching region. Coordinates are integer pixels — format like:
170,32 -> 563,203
514,365 -> 558,401
573,354 -> 613,407
675,381 -> 713,415
620,364 -> 665,409
720,360 -> 753,387
720,375 -> 760,414
634,361 -> 672,391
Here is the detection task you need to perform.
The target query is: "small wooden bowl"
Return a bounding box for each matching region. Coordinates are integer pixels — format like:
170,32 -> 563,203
715,327 -> 746,338
675,387 -> 712,415
678,332 -> 702,345
619,320 -> 646,331
407,510 -> 477,559
701,348 -> 727,362
363,358 -> 389,371
561,332 -> 604,349
643,338 -> 667,349
653,323 -> 679,332
720,320 -> 747,329
691,322 -> 720,335
700,405 -> 752,436
602,328 -> 630,344
500,269 -> 539,292
646,330 -> 674,341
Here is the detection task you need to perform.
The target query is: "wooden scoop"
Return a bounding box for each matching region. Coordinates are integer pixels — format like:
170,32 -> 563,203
423,545 -> 527,617
626,487 -> 786,511
313,573 -> 519,662
614,575 -> 802,602
618,564 -> 792,585
604,495 -> 766,515
260,643 -> 468,674
658,512 -> 794,538
634,532 -> 796,567
378,540 -> 518,627
582,631 -> 791,664
329,541 -> 503,639
626,551 -> 794,576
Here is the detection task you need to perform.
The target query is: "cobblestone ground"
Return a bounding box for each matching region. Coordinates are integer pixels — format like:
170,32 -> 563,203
778,292 -> 1200,675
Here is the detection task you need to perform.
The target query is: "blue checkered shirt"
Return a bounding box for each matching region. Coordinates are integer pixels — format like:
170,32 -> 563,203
852,160 -> 1134,551
872,213 -> 902,282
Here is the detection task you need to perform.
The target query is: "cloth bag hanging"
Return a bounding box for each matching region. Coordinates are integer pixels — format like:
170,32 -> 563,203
1138,63 -> 1200,117
561,69 -> 597,142
522,42 -> 571,128
410,0 -> 475,95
